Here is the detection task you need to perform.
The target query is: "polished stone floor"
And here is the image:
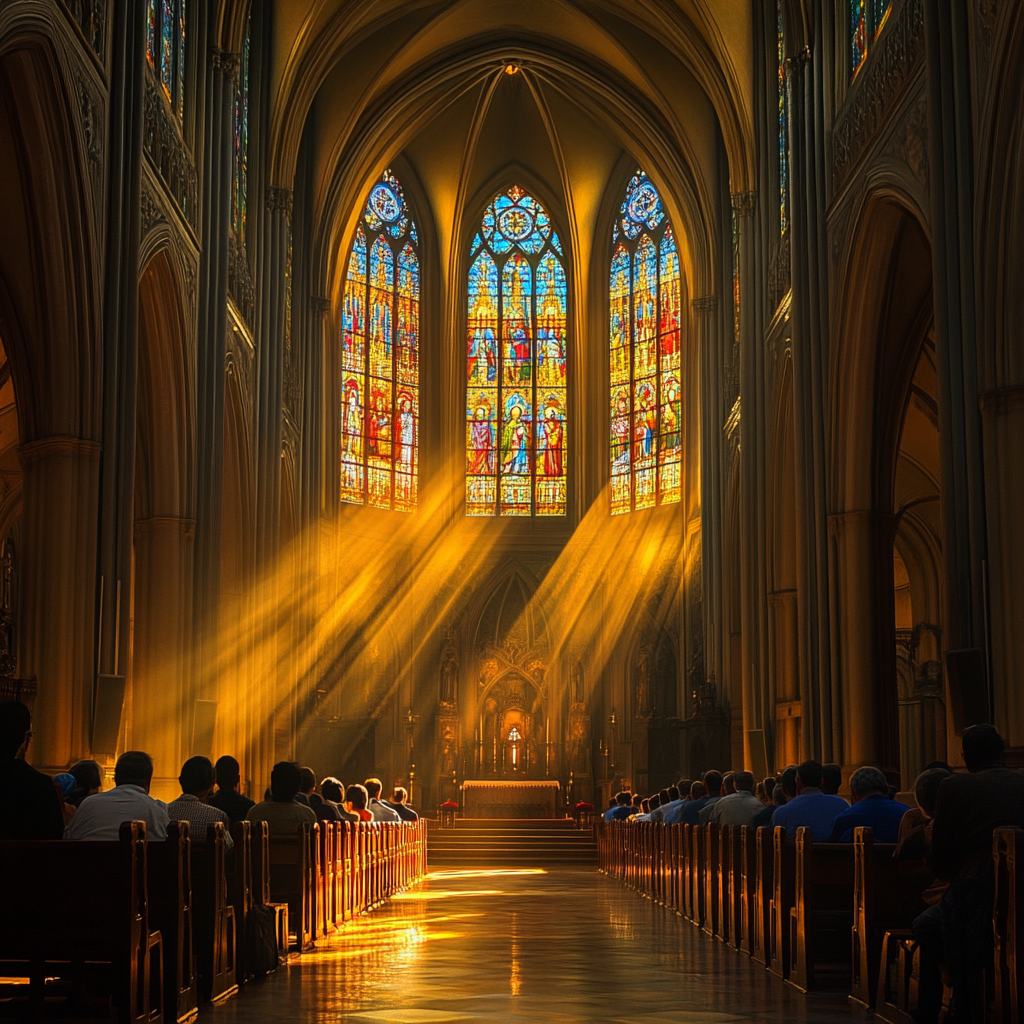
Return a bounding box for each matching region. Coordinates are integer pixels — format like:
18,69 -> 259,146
205,869 -> 862,1023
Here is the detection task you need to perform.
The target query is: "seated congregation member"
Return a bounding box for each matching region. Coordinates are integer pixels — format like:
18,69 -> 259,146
246,761 -> 317,836
299,767 -> 340,822
209,755 -> 254,826
630,793 -> 644,815
636,793 -> 661,821
166,755 -> 233,850
649,785 -> 681,823
770,760 -> 848,840
752,781 -> 787,828
390,787 -> 418,821
708,770 -> 763,826
344,783 -> 373,822
821,763 -> 843,796
603,790 -> 632,821
827,766 -> 907,842
67,759 -> 103,808
895,766 -> 951,859
365,778 -> 400,822
700,771 -> 735,822
0,700 -> 63,840
54,773 -> 78,826
913,725 -> 1024,1024
685,770 -> 722,825
664,780 -> 705,824
67,750 -> 168,841
321,778 -> 358,823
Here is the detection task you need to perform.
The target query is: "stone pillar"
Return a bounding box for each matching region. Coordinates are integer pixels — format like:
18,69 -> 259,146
130,516 -> 195,793
979,387 -> 1024,746
18,438 -> 102,769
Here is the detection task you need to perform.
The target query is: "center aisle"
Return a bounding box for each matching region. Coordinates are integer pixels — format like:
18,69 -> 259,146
204,868 -> 859,1022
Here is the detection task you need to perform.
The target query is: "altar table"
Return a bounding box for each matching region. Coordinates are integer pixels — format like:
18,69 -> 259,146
461,780 -> 561,819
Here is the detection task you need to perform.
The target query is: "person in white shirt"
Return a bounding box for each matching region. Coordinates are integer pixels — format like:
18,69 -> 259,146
707,770 -> 766,827
66,750 -> 169,841
364,777 -> 400,822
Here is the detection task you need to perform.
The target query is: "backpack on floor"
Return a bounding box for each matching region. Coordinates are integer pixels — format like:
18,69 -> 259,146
246,904 -> 279,975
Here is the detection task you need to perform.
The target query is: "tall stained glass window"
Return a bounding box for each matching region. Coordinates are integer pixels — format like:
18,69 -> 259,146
341,171 -> 420,511
609,171 -> 682,515
777,1 -> 788,234
466,186 -> 567,517
232,27 -> 250,244
146,0 -> 187,120
852,0 -> 892,79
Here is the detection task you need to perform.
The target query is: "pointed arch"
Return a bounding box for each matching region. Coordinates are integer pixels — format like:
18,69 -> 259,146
340,169 -> 419,511
609,171 -> 682,514
466,185 -> 567,517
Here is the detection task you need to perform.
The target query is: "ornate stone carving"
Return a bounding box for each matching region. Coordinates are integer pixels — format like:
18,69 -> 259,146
768,233 -> 791,314
731,191 -> 758,217
143,75 -> 197,229
266,186 -> 293,215
832,0 -> 926,188
141,177 -> 165,237
310,296 -> 332,315
228,235 -> 255,328
901,99 -> 929,189
692,296 -> 718,316
439,626 -> 458,707
68,1 -> 107,61
211,48 -> 240,78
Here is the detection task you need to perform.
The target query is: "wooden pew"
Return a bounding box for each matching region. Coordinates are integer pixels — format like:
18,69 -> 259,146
738,825 -> 758,957
147,821 -> 198,1023
228,821 -> 254,982
692,824 -> 707,927
703,823 -> 720,938
248,820 -> 290,963
752,825 -> 773,967
0,821 -> 163,1023
768,825 -> 795,980
191,823 -> 237,1003
265,822 -> 316,952
994,826 -> 1023,1024
723,824 -> 744,950
849,826 -> 930,1010
787,827 -> 855,993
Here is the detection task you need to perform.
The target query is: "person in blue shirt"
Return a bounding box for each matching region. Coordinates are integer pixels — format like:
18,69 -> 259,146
664,780 -> 706,824
678,770 -> 723,825
603,790 -> 633,821
770,760 -> 848,841
828,766 -> 910,842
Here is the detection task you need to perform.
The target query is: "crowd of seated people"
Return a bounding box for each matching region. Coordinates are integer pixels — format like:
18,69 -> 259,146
601,725 -> 1024,1024
0,700 -> 419,846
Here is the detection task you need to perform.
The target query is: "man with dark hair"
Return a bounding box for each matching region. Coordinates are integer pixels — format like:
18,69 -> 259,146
0,700 -> 64,840
246,761 -> 317,836
67,750 -> 169,841
299,767 -> 341,822
693,770 -> 724,824
821,763 -> 843,796
344,783 -> 372,822
770,759 -> 847,840
913,725 -> 1024,1024
364,777 -> 400,822
167,756 -> 233,849
650,784 -> 681,823
603,791 -> 632,822
390,787 -> 418,821
827,766 -> 908,842
295,767 -> 316,806
708,770 -> 763,826
209,755 -> 254,826
321,778 -> 358,822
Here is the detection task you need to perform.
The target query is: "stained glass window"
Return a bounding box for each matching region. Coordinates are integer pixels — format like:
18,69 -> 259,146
466,186 -> 567,517
341,171 -> 420,511
852,0 -> 892,80
777,1 -> 788,235
145,0 -> 186,120
609,171 -> 682,515
232,27 -> 249,244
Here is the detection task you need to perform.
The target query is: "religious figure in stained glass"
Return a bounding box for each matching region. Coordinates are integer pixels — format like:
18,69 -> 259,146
340,171 -> 420,511
851,0 -> 892,80
609,171 -> 682,514
778,1 -> 788,235
466,186 -> 567,516
146,0 -> 187,120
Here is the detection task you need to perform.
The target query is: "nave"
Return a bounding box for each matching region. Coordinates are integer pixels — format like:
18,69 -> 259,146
201,867 -> 853,1024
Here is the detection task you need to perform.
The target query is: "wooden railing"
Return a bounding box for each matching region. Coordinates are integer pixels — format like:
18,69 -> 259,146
0,818 -> 428,1021
597,819 -> 1022,1021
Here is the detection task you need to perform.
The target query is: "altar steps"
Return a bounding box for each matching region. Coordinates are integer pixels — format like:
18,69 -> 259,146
427,818 -> 598,868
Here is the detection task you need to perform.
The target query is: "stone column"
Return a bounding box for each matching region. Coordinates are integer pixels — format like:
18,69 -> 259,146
18,438 -> 102,769
131,516 -> 195,793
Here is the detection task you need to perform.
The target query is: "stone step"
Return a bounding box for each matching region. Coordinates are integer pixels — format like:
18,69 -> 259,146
426,816 -> 597,867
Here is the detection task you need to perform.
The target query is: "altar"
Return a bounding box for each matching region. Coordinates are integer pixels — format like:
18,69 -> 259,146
461,780 -> 561,819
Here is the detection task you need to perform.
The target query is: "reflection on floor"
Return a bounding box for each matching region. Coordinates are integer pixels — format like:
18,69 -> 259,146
203,868 -> 861,1022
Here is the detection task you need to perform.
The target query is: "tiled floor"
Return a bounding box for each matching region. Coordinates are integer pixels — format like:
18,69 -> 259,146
205,868 -> 861,1022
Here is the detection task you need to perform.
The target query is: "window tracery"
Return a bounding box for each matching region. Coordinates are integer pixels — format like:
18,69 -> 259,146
341,171 -> 420,511
466,186 -> 567,517
609,171 -> 681,514
146,0 -> 187,121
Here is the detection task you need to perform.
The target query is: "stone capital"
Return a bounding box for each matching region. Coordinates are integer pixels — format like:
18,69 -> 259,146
731,191 -> 757,217
211,48 -> 240,77
691,296 -> 718,317
266,186 -> 294,214
310,296 -> 332,315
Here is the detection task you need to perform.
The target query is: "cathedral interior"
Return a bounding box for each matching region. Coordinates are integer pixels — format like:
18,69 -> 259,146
2,0 -> 1023,809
